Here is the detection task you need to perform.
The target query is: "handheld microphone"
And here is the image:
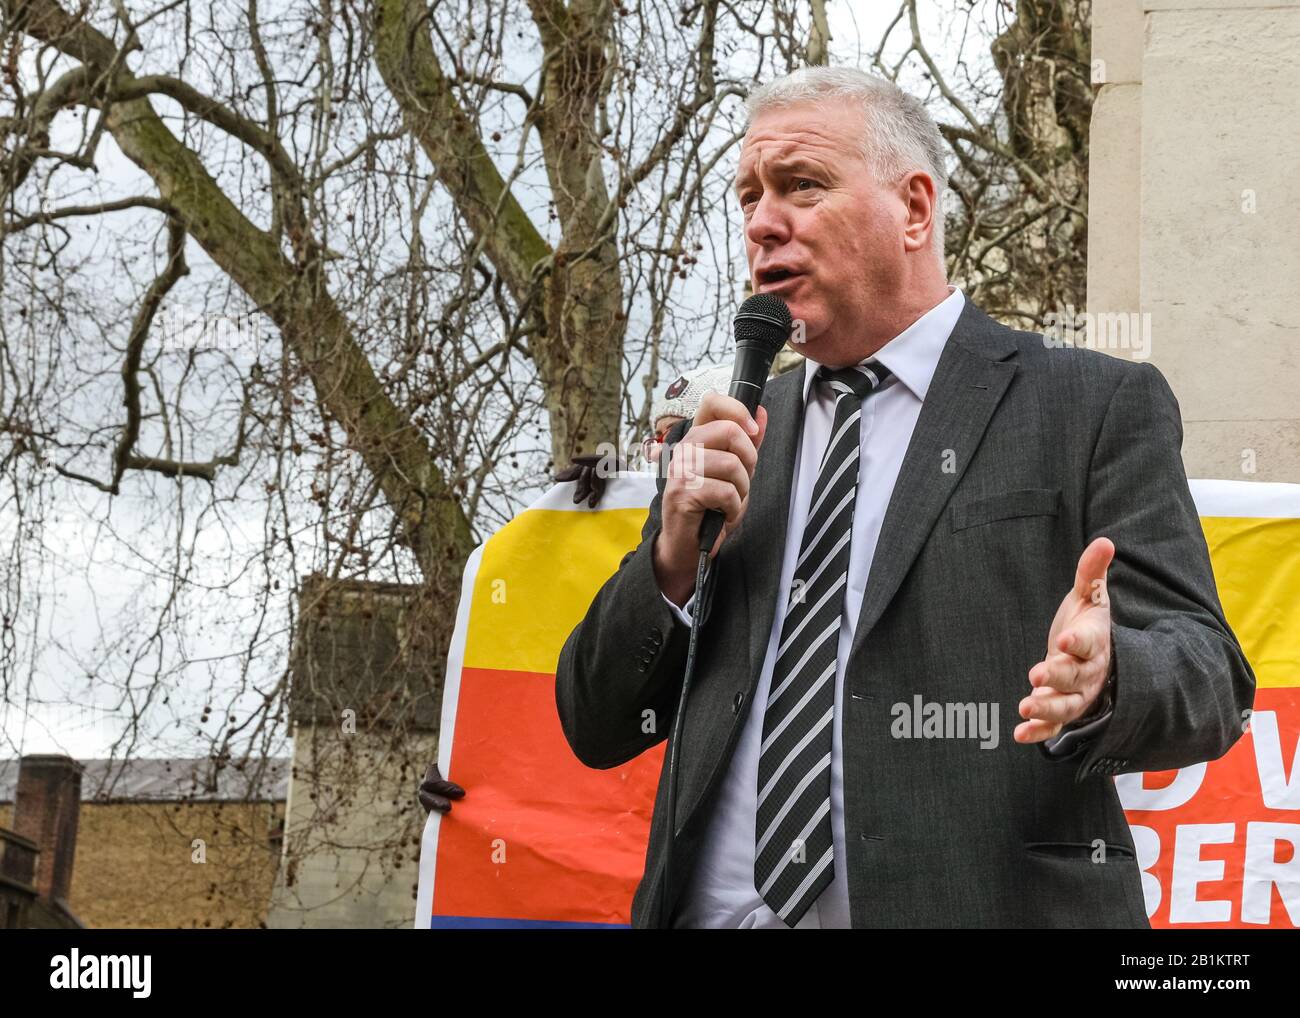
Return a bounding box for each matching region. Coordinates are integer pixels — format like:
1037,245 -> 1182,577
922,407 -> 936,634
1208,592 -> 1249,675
696,292 -> 794,552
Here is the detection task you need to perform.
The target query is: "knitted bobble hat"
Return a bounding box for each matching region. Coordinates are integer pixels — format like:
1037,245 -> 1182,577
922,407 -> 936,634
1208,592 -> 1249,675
651,362 -> 734,434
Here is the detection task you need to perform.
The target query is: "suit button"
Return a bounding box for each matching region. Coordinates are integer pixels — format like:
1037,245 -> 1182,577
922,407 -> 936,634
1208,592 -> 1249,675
732,692 -> 745,714
649,629 -> 663,646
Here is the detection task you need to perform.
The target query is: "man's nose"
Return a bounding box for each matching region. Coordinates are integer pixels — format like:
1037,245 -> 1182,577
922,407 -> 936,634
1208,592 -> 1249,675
744,192 -> 791,248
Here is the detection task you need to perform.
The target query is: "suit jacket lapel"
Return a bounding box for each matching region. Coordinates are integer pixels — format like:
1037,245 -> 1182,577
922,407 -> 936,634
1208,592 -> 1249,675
846,301 -> 1019,660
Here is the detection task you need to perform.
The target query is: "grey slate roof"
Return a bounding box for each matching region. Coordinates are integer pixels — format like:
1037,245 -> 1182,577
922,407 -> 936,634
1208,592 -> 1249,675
0,757 -> 290,804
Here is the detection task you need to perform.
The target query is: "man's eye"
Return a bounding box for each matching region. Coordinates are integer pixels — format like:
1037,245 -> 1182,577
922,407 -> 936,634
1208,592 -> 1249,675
794,178 -> 819,192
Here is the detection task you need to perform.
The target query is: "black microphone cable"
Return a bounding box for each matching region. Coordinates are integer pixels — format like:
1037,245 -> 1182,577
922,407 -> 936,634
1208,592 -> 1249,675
659,530 -> 717,928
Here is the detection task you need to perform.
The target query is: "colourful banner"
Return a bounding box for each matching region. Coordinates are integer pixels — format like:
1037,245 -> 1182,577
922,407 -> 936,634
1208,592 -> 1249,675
1118,480 -> 1300,927
415,474 -> 663,928
415,476 -> 1299,928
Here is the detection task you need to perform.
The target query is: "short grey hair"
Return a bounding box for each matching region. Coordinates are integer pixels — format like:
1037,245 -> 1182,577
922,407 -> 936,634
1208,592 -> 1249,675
744,67 -> 948,262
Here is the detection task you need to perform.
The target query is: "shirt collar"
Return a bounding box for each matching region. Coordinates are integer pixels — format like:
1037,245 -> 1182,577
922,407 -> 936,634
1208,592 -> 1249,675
800,285 -> 965,405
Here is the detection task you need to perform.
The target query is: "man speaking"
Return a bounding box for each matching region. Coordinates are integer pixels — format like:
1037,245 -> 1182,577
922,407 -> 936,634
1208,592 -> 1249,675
554,67 -> 1255,928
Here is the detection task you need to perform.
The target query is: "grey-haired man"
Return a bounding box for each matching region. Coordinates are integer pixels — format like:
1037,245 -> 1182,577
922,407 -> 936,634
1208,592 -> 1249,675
556,67 -> 1254,928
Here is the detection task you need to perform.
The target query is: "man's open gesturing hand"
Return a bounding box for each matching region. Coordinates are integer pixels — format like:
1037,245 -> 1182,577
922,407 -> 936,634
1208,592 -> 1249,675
1015,537 -> 1115,744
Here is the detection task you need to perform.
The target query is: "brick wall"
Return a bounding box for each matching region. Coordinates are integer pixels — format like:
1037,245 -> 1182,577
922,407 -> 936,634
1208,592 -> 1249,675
0,800 -> 283,928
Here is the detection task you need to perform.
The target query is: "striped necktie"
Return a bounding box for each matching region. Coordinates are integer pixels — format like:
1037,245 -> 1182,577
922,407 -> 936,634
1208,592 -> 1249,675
754,359 -> 893,926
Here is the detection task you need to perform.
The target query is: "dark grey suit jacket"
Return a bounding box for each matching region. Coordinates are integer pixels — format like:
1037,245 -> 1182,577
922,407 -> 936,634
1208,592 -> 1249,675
555,299 -> 1256,928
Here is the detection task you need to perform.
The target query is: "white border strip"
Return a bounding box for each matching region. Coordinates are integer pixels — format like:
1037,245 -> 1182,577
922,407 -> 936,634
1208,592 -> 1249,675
413,540 -> 484,928
1190,479 -> 1300,519
529,471 -> 658,512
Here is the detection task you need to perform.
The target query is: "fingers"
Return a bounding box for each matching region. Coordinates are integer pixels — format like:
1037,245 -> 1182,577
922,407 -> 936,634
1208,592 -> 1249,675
671,445 -> 753,503
661,411 -> 760,533
419,789 -> 450,813
658,394 -> 767,565
1057,621 -> 1100,661
753,404 -> 768,451
668,413 -> 759,501
585,468 -> 604,508
420,764 -> 465,802
695,391 -> 760,440
671,476 -> 746,528
1072,536 -> 1115,604
1022,629 -> 1110,742
679,416 -> 760,473
1029,650 -> 1085,694
1014,718 -> 1063,744
1031,638 -> 1112,694
573,470 -> 593,506
1018,683 -> 1085,727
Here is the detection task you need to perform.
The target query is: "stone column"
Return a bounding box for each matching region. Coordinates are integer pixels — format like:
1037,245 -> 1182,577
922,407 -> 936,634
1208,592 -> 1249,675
1089,0 -> 1300,481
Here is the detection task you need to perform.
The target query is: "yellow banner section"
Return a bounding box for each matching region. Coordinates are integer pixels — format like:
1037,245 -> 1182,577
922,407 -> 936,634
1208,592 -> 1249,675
1203,516 -> 1300,689
465,507 -> 651,674
460,481 -> 1299,688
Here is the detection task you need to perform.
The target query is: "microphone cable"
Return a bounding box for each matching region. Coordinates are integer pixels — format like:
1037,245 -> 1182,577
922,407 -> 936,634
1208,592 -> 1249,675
660,536 -> 717,928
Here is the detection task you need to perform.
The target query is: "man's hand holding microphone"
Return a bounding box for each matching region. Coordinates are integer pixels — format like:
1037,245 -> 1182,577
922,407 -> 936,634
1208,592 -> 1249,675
652,392 -> 768,608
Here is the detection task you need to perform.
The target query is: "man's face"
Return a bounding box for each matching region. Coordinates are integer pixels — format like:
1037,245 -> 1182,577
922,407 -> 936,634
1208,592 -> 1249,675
735,103 -> 914,358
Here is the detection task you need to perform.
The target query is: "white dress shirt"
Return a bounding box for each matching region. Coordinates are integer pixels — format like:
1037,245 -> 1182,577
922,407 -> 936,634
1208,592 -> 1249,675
658,285 -> 966,927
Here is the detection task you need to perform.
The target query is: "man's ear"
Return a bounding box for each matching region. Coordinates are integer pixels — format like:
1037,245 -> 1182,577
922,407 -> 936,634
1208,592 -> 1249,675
900,169 -> 938,254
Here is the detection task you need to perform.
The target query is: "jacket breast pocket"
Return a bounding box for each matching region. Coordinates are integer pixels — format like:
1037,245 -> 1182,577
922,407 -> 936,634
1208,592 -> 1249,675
949,487 -> 1061,532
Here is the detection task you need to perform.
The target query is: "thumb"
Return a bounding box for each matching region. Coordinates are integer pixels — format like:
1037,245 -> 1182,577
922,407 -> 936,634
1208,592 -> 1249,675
1073,536 -> 1115,603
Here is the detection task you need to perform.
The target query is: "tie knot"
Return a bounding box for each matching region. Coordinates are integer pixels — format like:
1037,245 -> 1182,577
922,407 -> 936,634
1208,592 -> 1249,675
816,361 -> 892,402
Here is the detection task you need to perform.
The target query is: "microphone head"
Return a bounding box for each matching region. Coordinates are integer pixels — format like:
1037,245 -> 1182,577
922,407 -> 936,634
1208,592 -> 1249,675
733,293 -> 793,363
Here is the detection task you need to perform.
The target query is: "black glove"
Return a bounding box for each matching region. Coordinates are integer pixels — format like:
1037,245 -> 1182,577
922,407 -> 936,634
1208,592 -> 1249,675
418,762 -> 466,814
554,452 -> 626,509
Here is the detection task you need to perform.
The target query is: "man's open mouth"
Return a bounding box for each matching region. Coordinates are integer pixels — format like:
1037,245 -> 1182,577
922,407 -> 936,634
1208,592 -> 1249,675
756,267 -> 803,289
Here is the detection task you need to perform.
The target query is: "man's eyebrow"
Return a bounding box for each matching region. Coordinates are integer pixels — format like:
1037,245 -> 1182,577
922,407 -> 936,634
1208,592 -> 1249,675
734,156 -> 829,193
